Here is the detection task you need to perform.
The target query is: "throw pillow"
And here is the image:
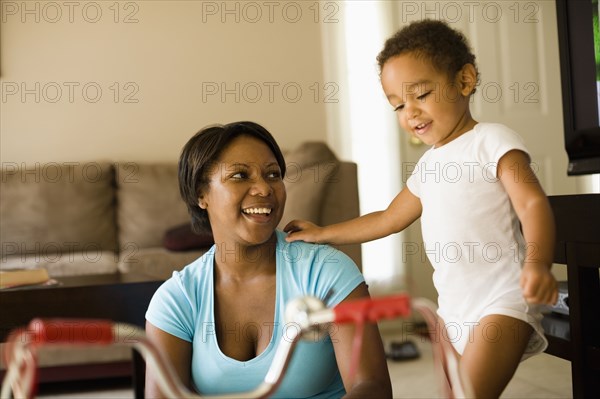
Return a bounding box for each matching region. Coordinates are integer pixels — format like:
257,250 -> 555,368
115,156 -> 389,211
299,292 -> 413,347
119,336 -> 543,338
163,223 -> 214,251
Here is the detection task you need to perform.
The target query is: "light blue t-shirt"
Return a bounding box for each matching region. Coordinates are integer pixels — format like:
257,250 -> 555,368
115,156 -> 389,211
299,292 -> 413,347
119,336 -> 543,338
146,230 -> 364,398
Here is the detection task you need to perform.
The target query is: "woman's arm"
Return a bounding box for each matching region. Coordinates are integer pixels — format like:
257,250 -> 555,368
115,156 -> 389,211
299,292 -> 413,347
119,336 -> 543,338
498,149 -> 558,305
285,187 -> 422,245
331,283 -> 393,398
145,321 -> 193,399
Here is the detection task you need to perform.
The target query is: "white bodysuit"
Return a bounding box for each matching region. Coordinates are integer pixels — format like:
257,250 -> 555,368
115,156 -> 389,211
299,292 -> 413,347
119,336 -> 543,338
407,122 -> 547,358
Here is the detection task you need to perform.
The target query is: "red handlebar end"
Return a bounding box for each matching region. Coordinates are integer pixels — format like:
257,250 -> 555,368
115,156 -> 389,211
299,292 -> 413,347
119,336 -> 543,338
25,318 -> 114,345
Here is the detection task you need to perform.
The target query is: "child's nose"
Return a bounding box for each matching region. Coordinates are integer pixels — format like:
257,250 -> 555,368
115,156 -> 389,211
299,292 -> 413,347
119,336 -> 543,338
405,100 -> 420,118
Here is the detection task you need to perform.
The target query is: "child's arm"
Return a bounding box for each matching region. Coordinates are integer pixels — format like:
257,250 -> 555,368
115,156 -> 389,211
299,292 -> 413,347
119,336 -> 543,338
498,149 -> 558,305
284,187 -> 422,244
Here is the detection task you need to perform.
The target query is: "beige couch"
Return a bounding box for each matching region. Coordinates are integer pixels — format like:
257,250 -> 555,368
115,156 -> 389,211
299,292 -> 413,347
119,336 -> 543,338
0,141 -> 361,378
1,142 -> 361,278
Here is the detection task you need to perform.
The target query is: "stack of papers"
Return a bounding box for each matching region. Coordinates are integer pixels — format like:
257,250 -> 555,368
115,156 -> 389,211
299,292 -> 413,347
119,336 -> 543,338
0,268 -> 52,289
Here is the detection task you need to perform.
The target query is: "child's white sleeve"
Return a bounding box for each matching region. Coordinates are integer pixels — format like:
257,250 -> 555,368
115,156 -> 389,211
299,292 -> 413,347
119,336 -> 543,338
477,123 -> 530,178
406,151 -> 431,198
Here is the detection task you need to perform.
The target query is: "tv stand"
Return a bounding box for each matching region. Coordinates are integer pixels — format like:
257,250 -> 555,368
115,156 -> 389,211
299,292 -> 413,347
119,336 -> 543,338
543,194 -> 600,398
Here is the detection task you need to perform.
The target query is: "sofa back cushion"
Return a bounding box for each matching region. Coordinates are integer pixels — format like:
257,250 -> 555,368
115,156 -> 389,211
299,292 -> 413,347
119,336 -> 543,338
279,142 -> 339,229
117,163 -> 190,250
0,162 -> 118,258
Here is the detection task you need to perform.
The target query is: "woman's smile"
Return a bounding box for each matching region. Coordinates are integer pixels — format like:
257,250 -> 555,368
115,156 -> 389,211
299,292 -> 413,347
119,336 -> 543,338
242,206 -> 274,223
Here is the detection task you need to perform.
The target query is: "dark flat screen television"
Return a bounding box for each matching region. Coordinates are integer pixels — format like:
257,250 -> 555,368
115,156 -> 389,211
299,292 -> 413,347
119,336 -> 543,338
556,0 -> 600,175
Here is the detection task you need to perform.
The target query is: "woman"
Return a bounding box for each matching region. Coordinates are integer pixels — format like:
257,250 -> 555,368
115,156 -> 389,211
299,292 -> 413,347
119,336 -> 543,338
145,121 -> 392,398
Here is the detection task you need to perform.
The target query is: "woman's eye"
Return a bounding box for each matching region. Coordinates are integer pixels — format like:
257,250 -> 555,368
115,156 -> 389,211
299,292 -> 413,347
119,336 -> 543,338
267,171 -> 282,179
393,104 -> 404,112
231,172 -> 247,179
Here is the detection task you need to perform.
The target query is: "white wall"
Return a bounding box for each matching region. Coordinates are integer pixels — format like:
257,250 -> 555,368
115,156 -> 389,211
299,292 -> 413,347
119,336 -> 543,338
0,1 -> 331,163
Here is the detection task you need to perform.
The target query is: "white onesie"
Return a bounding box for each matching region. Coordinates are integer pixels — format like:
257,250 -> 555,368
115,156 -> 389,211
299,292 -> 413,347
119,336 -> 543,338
407,122 -> 547,358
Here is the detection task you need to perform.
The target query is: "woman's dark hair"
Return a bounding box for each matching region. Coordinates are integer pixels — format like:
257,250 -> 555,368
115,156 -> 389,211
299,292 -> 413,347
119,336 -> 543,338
178,121 -> 286,234
377,19 -> 480,89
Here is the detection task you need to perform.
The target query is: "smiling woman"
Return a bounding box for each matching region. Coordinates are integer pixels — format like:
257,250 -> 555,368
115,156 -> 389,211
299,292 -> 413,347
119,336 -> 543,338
178,123 -> 287,248
144,121 -> 392,398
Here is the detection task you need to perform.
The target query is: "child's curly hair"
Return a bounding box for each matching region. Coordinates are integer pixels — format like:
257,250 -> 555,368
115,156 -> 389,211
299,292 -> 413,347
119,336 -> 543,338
377,19 -> 480,91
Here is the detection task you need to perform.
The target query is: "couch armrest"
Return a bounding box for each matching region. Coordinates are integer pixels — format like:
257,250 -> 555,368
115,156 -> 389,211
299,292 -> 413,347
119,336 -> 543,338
320,161 -> 362,269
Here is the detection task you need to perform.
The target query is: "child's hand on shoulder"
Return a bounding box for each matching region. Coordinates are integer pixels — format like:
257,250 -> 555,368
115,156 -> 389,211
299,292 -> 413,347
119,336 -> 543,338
520,263 -> 558,305
284,220 -> 324,243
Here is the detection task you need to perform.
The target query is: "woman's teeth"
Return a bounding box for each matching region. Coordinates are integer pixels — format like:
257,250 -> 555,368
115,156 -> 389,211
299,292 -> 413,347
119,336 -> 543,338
243,208 -> 272,215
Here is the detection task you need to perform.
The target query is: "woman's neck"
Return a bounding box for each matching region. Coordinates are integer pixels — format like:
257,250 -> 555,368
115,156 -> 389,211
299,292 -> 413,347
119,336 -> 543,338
213,236 -> 277,282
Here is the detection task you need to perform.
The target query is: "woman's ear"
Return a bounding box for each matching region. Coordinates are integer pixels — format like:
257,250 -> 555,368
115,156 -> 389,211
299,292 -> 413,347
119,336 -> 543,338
198,197 -> 207,209
458,63 -> 478,96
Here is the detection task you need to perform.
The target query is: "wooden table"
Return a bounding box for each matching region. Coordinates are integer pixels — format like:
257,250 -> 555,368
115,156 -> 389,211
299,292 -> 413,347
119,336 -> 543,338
542,194 -> 600,398
0,272 -> 163,397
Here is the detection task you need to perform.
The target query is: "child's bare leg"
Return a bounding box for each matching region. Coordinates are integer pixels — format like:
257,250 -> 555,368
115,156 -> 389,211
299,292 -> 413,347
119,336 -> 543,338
459,314 -> 533,398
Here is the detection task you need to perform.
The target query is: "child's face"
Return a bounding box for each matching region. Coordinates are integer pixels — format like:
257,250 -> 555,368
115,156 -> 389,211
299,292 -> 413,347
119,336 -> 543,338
381,53 -> 475,148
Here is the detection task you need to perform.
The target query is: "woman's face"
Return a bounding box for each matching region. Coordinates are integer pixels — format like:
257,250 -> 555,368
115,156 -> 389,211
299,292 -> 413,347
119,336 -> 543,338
200,135 -> 286,246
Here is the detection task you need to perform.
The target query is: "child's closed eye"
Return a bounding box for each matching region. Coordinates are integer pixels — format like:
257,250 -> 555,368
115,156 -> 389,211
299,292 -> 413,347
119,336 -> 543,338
417,91 -> 432,101
392,91 -> 432,111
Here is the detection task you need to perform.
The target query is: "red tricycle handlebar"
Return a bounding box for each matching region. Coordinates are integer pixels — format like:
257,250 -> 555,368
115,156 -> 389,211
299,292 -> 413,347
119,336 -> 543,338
1,294 -> 470,399
334,293 -> 411,324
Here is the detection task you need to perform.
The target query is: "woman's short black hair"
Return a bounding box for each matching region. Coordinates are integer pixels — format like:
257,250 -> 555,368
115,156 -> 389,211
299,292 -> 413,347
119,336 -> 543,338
178,121 -> 286,234
377,19 -> 480,89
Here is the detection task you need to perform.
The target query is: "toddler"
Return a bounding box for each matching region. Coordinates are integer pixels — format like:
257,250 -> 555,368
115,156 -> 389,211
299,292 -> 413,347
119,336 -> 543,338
285,19 -> 558,398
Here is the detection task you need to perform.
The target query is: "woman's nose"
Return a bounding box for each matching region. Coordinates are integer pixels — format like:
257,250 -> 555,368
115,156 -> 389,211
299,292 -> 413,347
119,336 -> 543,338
250,176 -> 273,196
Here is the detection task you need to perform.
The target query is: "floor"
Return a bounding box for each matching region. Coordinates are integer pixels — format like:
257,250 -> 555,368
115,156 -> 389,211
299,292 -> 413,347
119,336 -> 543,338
386,336 -> 572,398
34,329 -> 573,399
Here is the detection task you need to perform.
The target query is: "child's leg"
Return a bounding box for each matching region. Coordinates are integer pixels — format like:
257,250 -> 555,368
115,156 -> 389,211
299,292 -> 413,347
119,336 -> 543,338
459,314 -> 533,398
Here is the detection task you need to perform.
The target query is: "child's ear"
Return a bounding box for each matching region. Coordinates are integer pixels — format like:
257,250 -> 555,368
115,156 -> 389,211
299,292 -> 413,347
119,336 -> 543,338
458,63 -> 477,96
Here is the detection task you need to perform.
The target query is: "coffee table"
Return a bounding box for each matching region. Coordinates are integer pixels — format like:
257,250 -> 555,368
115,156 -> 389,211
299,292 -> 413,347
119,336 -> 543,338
0,272 -> 163,398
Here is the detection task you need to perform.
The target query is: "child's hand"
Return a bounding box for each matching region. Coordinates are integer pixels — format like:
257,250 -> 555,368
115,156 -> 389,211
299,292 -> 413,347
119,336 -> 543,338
520,263 -> 558,305
283,220 -> 324,243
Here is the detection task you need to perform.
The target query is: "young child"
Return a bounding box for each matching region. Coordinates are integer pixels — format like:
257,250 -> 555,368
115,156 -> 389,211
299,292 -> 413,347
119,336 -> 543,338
285,19 -> 558,398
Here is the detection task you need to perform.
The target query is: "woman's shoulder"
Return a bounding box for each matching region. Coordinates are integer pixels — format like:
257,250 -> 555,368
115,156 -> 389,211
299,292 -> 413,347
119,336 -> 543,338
275,230 -> 363,305
275,230 -> 355,269
146,253 -> 213,342
158,248 -> 215,296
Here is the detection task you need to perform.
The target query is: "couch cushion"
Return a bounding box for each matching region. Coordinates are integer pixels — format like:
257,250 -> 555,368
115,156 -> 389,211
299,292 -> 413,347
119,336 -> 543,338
117,163 -> 190,250
118,247 -> 207,280
0,162 -> 118,259
278,142 -> 339,229
1,251 -> 118,277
